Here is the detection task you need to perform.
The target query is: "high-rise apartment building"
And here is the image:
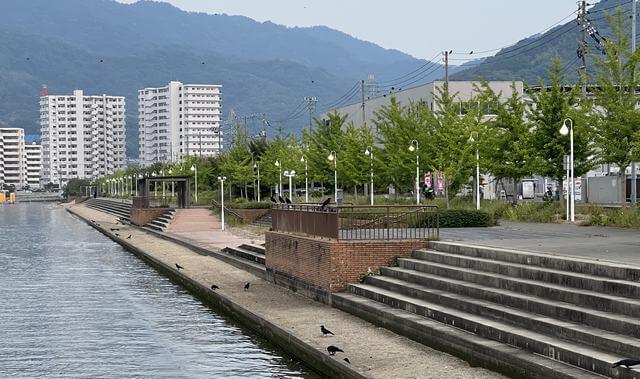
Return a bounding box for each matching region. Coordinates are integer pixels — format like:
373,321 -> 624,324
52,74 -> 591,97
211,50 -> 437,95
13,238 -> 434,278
0,128 -> 42,189
138,81 -> 222,166
40,90 -> 126,186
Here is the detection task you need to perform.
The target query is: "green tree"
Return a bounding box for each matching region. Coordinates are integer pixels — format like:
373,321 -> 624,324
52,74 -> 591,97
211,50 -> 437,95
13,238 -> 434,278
528,59 -> 593,195
591,11 -> 640,204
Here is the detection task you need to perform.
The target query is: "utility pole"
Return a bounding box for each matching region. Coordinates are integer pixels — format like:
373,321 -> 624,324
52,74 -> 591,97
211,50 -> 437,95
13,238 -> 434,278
304,96 -> 317,129
632,0 -> 637,205
579,0 -> 587,97
443,50 -> 450,85
360,79 -> 366,127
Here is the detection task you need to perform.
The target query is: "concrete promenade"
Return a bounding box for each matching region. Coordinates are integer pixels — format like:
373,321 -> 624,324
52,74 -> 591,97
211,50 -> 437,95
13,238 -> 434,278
440,221 -> 640,266
65,203 -> 504,379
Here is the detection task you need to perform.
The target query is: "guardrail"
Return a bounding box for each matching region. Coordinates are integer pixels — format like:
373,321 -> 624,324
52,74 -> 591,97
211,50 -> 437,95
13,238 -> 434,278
272,204 -> 439,240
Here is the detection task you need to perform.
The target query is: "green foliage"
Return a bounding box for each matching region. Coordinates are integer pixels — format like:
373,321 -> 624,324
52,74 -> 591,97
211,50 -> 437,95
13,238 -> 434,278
503,202 -> 564,223
438,209 -> 495,227
228,200 -> 272,209
63,178 -> 92,197
585,206 -> 640,228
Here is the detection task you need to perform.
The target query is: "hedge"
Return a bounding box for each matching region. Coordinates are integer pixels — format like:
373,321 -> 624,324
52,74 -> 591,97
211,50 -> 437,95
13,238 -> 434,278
411,209 -> 495,228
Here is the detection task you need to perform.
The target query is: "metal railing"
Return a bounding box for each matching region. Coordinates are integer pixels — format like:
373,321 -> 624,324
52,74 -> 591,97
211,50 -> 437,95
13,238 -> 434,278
211,199 -> 244,222
272,204 -> 439,240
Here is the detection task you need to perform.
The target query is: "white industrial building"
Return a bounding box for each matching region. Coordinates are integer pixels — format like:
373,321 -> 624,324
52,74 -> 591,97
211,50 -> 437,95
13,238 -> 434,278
138,81 -> 222,166
40,90 -> 126,187
0,128 -> 42,189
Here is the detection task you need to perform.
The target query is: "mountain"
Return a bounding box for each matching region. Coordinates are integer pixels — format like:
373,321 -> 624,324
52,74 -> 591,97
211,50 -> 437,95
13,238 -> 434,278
452,0 -> 633,83
0,0 -> 449,157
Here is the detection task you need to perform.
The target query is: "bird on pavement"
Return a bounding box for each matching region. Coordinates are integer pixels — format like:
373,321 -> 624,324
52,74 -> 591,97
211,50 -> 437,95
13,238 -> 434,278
211,284 -> 219,290
327,345 -> 344,355
110,228 -> 120,231
114,233 -> 120,237
612,359 -> 640,368
175,263 -> 184,270
244,282 -> 251,291
90,219 -> 96,223
343,358 -> 351,364
320,325 -> 334,337
126,235 -> 132,239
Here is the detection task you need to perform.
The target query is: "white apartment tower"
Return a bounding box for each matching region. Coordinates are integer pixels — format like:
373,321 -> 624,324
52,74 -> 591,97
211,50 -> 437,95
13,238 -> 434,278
138,81 -> 222,166
0,128 -> 42,189
40,90 -> 126,186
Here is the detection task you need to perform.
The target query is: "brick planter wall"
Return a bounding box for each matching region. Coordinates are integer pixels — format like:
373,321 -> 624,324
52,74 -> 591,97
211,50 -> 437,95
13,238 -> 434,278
131,208 -> 170,226
230,208 -> 270,224
265,231 -> 427,292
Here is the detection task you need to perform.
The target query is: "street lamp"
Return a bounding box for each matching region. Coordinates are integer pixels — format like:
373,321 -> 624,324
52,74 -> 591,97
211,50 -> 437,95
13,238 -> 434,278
284,170 -> 296,199
168,169 -> 174,199
218,176 -> 226,230
560,118 -> 574,222
328,151 -> 337,202
160,169 -> 165,199
253,163 -> 261,202
136,174 -> 142,197
152,171 -> 157,197
408,140 -> 420,204
129,175 -> 133,196
300,156 -> 308,203
365,146 -> 374,205
275,160 -> 282,196
468,133 -> 480,210
190,165 -> 198,203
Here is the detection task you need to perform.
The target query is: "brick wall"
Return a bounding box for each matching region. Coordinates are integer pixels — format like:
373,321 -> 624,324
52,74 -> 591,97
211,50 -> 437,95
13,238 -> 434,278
265,231 -> 427,292
231,208 -> 270,224
131,208 -> 170,226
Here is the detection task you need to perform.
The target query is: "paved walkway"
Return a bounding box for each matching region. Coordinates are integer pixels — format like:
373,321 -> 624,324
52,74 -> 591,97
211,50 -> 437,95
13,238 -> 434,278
67,203 -> 504,379
440,221 -> 640,266
166,208 -> 264,250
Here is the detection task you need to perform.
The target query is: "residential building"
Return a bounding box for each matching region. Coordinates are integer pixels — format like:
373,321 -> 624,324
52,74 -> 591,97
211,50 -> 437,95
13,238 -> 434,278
0,128 -> 42,189
40,90 -> 126,186
138,81 -> 222,166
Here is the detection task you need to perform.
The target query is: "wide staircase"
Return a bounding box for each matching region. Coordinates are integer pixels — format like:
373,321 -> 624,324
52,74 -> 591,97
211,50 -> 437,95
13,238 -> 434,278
221,244 -> 266,276
333,241 -> 640,379
144,210 -> 177,232
83,198 -> 132,222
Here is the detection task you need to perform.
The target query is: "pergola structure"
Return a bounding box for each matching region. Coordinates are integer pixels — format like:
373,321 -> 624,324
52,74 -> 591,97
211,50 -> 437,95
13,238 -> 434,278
136,175 -> 191,208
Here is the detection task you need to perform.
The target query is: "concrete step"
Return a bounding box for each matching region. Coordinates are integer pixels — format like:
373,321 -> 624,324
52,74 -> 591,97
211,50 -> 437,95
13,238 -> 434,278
222,246 -> 266,265
143,223 -> 164,233
83,203 -> 130,220
238,243 -> 265,255
332,292 -> 607,379
399,258 -> 640,317
147,219 -> 169,231
428,241 -> 640,281
366,273 -> 640,358
347,283 -> 635,378
381,266 -> 640,339
413,249 -> 640,298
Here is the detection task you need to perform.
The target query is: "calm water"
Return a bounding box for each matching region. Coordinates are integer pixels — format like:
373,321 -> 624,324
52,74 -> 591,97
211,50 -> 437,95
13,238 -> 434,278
0,203 -> 315,378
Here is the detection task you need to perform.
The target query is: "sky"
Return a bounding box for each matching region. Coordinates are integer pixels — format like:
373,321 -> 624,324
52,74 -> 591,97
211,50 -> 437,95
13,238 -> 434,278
116,0 -> 581,60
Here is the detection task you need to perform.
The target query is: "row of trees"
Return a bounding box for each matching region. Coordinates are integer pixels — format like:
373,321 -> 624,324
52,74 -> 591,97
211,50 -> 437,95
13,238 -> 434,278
97,13 -> 640,207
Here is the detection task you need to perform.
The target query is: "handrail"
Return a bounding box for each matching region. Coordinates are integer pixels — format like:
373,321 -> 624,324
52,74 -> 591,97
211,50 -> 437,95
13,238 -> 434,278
212,199 -> 244,221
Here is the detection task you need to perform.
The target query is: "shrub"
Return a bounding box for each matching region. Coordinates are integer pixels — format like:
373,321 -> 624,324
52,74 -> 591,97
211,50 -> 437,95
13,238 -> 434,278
228,201 -> 272,209
503,202 -> 563,223
438,209 -> 494,227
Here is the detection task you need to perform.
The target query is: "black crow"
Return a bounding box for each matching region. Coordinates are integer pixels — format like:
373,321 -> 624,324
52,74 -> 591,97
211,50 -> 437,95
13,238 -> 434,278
320,197 -> 331,210
278,195 -> 285,203
114,233 -> 120,237
343,358 -> 351,364
612,359 -> 640,368
285,197 -> 292,204
320,325 -> 334,336
126,235 -> 132,239
270,195 -> 277,203
327,345 -> 343,355
110,228 -> 120,231
175,263 -> 184,270
211,284 -> 219,290
90,219 -> 96,223
244,282 -> 251,291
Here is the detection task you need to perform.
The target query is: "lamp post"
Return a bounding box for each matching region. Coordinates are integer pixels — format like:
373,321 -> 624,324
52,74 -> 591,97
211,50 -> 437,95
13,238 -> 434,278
284,170 -> 296,199
408,140 -> 420,204
560,118 -> 574,222
136,174 -> 142,197
253,163 -> 261,202
218,176 -> 226,230
365,146 -> 374,205
300,156 -> 308,203
129,175 -> 133,196
152,171 -> 157,197
168,169 -> 174,199
160,169 -> 165,199
190,165 -> 198,203
328,151 -> 337,202
468,133 -> 480,210
275,160 -> 282,196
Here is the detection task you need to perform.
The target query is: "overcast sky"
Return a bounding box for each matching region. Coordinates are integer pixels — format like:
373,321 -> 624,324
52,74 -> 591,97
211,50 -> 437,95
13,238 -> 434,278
117,0 -> 584,60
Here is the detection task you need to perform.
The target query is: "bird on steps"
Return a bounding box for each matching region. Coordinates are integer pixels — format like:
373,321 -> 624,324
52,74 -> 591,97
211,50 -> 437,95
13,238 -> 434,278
327,345 -> 343,355
343,358 -> 351,364
320,325 -> 334,337
175,263 -> 184,270
612,359 -> 640,368
244,282 -> 251,291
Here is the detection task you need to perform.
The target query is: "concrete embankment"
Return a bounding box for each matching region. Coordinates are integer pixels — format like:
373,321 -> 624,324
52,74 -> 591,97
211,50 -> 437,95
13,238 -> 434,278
64,203 -> 505,379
